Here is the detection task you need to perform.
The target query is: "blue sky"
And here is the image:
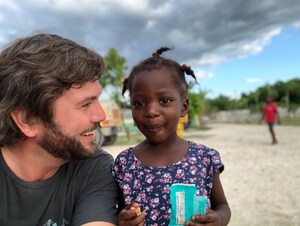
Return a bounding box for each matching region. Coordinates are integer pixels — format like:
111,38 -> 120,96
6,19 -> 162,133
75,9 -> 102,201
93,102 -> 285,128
0,0 -> 300,99
198,27 -> 300,98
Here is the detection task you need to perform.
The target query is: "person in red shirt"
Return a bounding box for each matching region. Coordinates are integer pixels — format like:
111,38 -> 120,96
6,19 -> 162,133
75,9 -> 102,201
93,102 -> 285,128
261,95 -> 280,144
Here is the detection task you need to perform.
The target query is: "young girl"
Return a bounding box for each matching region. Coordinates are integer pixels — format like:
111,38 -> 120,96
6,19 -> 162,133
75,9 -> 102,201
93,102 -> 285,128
112,48 -> 231,226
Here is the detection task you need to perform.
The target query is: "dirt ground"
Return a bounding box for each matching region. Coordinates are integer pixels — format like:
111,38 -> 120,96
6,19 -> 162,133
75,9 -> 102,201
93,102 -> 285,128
104,123 -> 300,226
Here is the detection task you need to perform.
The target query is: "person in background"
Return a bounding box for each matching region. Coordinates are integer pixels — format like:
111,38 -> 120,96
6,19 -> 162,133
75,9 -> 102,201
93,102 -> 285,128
113,47 -> 231,225
0,33 -> 144,226
177,114 -> 188,138
261,94 -> 280,144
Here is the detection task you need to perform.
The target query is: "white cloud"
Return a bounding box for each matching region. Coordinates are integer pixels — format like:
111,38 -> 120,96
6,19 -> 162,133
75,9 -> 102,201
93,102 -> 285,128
292,21 -> 300,29
245,78 -> 264,84
0,0 -> 300,69
195,69 -> 214,80
197,54 -> 224,66
239,28 -> 281,55
196,28 -> 282,67
0,36 -> 5,44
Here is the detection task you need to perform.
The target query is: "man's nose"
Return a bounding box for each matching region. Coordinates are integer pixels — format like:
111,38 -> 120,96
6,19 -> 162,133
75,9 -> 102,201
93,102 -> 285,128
93,101 -> 106,122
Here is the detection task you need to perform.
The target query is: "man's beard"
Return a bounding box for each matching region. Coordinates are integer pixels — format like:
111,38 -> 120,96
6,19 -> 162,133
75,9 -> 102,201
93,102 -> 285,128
38,122 -> 98,161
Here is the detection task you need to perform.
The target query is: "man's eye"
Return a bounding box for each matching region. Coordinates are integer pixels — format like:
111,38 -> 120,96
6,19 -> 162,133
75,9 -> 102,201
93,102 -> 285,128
160,98 -> 172,104
82,102 -> 91,108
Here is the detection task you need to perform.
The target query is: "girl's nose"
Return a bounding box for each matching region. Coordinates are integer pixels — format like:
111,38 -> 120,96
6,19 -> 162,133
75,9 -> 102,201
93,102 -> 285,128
144,102 -> 160,118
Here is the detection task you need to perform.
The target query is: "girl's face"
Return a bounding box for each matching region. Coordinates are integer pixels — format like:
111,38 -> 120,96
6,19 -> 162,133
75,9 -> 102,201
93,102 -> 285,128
130,69 -> 188,144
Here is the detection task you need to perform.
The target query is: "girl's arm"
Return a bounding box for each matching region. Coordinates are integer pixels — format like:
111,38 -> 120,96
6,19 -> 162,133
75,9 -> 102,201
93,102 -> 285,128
186,173 -> 231,226
210,172 -> 231,225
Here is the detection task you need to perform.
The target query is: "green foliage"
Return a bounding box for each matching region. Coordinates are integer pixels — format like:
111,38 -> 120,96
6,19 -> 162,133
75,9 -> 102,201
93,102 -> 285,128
207,95 -> 232,111
102,48 -> 127,88
188,90 -> 206,118
246,78 -> 300,112
100,48 -> 127,105
187,89 -> 208,126
273,78 -> 300,107
206,77 -> 300,112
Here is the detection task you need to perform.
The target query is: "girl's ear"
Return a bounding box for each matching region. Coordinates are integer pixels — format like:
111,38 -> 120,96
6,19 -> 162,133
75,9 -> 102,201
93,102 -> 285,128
180,97 -> 189,117
10,110 -> 38,138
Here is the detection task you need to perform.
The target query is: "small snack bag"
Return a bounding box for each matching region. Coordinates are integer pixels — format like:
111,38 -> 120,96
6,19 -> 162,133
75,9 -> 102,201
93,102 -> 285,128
194,195 -> 208,215
169,183 -> 208,226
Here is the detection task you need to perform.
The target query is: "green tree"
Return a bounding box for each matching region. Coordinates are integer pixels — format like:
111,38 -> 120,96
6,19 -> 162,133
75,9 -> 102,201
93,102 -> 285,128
207,95 -> 232,111
235,94 -> 249,109
262,79 -> 300,110
188,89 -> 207,126
100,48 -> 131,140
101,48 -> 128,106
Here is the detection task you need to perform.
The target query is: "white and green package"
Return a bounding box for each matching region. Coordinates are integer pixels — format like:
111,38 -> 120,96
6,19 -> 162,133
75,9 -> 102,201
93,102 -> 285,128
169,183 -> 208,226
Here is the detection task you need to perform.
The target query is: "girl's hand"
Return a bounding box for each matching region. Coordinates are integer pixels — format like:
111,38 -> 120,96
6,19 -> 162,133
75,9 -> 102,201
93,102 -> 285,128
117,203 -> 145,226
185,209 -> 221,226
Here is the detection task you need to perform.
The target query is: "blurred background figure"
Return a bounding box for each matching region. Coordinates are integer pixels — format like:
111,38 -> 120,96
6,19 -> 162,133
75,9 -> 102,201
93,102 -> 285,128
177,114 -> 188,138
261,95 -> 280,144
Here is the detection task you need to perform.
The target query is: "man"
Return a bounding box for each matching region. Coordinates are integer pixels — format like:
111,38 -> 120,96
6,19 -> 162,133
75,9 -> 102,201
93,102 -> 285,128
261,95 -> 280,144
0,33 -> 144,226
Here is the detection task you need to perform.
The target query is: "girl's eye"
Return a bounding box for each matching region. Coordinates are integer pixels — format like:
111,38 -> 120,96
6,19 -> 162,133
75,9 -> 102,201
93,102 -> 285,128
132,100 -> 145,108
160,98 -> 172,105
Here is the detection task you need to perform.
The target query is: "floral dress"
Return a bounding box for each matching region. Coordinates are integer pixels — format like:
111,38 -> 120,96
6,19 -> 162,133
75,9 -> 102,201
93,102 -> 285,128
112,141 -> 224,226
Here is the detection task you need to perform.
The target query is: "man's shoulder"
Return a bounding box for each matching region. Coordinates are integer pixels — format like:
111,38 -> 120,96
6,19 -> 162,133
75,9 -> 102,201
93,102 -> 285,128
68,149 -> 114,173
94,149 -> 114,162
83,149 -> 113,163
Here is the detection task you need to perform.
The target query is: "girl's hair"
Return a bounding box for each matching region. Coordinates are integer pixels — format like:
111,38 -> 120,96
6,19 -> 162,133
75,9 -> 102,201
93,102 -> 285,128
0,33 -> 106,146
122,47 -> 197,98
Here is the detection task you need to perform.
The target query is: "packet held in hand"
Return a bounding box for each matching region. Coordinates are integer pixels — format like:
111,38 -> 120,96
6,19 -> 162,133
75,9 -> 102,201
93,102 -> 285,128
194,195 -> 208,215
169,183 -> 208,226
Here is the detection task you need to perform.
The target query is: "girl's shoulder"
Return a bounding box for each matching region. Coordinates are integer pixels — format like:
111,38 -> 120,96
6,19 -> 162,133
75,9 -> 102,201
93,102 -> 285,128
187,141 -> 224,173
116,147 -> 133,155
187,141 -> 221,157
114,147 -> 135,163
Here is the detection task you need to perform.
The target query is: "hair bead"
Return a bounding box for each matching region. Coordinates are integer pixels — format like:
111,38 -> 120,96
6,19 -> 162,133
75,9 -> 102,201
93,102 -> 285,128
152,52 -> 159,57
122,76 -> 129,84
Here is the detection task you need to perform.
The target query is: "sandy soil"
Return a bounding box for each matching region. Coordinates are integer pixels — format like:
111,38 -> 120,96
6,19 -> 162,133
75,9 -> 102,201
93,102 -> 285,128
104,123 -> 300,226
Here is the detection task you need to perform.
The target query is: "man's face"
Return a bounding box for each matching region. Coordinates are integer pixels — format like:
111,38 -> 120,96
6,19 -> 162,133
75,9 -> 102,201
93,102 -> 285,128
38,80 -> 106,160
38,120 -> 100,161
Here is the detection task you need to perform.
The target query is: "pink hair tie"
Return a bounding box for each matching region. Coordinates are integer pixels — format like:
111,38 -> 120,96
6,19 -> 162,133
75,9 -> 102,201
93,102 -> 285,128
182,64 -> 190,70
122,77 -> 129,84
152,51 -> 159,57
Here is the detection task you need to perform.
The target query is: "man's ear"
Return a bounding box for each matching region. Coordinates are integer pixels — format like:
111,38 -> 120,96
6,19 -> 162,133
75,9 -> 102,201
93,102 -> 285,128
10,110 -> 37,138
180,97 -> 189,117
